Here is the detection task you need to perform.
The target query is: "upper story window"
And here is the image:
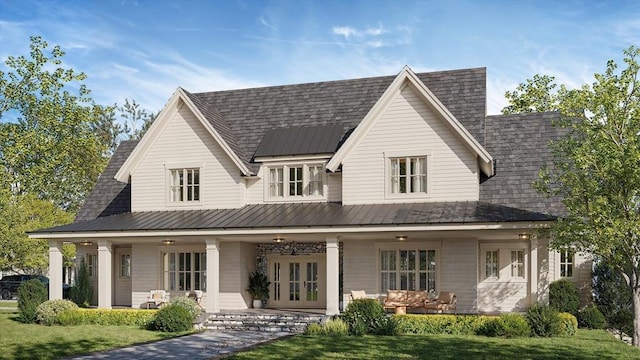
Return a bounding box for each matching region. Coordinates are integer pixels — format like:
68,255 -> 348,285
389,156 -> 426,195
266,164 -> 325,200
170,168 -> 200,202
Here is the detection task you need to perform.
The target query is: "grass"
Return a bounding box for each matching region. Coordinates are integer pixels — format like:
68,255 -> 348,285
0,310 -> 186,360
0,300 -> 17,308
229,330 -> 640,360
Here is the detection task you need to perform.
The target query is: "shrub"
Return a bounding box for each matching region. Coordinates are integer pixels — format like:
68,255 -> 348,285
394,314 -> 490,335
35,299 -> 78,326
372,316 -> 399,336
342,299 -> 386,335
593,259 -> 633,336
322,318 -> 349,336
304,323 -> 323,335
169,296 -> 201,321
70,258 -> 93,307
17,279 -> 48,323
151,304 -> 193,332
558,312 -> 578,336
577,305 -> 606,329
549,279 -> 579,315
56,308 -> 157,327
526,304 -> 562,337
498,314 -> 531,338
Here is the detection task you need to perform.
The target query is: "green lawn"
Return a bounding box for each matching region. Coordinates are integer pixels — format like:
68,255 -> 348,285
229,330 -> 640,360
0,311 -> 185,360
0,300 -> 17,308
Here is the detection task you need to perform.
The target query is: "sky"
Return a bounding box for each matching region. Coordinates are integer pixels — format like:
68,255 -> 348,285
0,0 -> 638,117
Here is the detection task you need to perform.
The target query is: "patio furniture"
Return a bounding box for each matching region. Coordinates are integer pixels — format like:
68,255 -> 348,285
186,290 -> 204,310
349,290 -> 367,300
383,290 -> 430,313
146,290 -> 168,309
424,291 -> 457,313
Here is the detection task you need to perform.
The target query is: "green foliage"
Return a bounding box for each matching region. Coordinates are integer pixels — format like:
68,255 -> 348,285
56,308 -> 157,327
526,304 -> 563,337
372,316 -> 399,336
69,258 -> 93,307
558,312 -> 578,336
593,259 -> 634,336
151,304 -> 193,332
0,36 -> 110,211
549,279 -> 580,315
479,314 -> 531,338
17,278 -> 48,323
320,318 -> 350,336
169,296 -> 201,321
35,299 -> 78,325
304,323 -> 323,335
394,314 -> 490,335
247,271 -> 270,300
341,299 -> 386,335
578,305 -> 607,329
502,74 -> 566,114
0,194 -> 73,273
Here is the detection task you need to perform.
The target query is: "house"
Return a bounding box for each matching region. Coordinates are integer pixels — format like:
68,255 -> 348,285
30,66 -> 591,315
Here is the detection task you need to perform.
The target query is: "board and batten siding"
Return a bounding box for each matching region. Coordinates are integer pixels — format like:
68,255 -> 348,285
131,104 -> 245,211
341,85 -> 479,205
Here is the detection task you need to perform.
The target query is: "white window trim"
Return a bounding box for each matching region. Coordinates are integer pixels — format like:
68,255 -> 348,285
556,246 -> 576,279
384,151 -> 431,199
263,162 -> 327,202
481,249 -> 500,281
479,242 -> 528,283
164,162 -> 204,207
160,247 -> 207,292
376,242 -> 441,295
119,253 -> 131,279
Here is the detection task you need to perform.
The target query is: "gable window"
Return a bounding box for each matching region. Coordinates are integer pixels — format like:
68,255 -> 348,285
485,250 -> 499,279
560,248 -> 574,278
266,164 -> 325,200
162,251 -> 206,291
170,168 -> 200,202
390,156 -> 426,194
510,250 -> 524,278
379,247 -> 436,293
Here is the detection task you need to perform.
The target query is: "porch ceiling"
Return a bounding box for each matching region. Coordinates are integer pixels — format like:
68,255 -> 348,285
32,201 -> 555,235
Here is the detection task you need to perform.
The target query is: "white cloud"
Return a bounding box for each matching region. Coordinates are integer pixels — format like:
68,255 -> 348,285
259,17 -> 278,31
332,26 -> 357,38
364,24 -> 385,36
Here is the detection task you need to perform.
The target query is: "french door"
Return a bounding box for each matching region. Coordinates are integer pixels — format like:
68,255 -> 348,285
268,255 -> 326,308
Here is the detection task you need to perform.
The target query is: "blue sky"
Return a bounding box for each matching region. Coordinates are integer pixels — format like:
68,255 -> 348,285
0,0 -> 638,116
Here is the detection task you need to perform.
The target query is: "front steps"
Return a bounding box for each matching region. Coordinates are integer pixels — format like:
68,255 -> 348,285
201,310 -> 327,333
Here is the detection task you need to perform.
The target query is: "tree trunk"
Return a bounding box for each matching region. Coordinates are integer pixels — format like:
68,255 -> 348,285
634,285 -> 640,347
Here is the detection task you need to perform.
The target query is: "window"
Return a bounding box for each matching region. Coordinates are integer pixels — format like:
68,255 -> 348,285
485,250 -> 499,279
120,254 -> 131,278
380,248 -> 436,293
390,156 -> 426,194
560,248 -> 574,278
266,164 -> 324,200
170,168 -> 200,202
163,252 -> 206,291
86,254 -> 97,278
510,250 -> 524,278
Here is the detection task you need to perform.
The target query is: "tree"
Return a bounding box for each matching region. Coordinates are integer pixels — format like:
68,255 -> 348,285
505,47 -> 640,346
118,98 -> 156,140
593,259 -> 634,337
502,74 -> 567,114
69,258 -> 93,307
0,36 -> 110,211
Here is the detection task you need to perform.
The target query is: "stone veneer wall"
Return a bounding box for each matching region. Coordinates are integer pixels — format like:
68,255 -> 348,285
255,242 -> 344,296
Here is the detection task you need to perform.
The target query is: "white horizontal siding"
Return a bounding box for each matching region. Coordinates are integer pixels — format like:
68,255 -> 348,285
342,85 -> 479,205
440,239 -> 477,313
219,242 -> 254,309
131,104 -> 245,211
131,244 -> 159,309
343,240 -> 379,305
548,247 -> 593,307
477,281 -> 529,312
327,173 -> 342,202
113,247 -> 132,306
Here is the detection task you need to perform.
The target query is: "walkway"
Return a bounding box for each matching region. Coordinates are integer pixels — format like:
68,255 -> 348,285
66,330 -> 291,359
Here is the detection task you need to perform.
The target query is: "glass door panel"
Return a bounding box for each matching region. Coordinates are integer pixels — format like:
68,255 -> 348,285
289,262 -> 300,301
305,262 -> 319,301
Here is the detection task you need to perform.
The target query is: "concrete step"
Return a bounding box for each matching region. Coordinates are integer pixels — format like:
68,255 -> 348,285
200,311 -> 326,333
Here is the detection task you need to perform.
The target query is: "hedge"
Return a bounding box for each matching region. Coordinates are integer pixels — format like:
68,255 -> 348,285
56,308 -> 158,327
394,314 -> 492,335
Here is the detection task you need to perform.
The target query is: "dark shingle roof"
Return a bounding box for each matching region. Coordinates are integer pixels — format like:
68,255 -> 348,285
75,140 -> 138,222
480,112 -> 565,215
193,68 -> 487,173
36,201 -> 554,234
254,125 -> 344,158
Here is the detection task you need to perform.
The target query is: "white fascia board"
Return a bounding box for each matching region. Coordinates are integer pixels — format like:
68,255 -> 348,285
326,66 -> 495,177
114,88 -> 183,182
114,88 -> 251,182
28,221 -> 552,239
178,89 -> 252,176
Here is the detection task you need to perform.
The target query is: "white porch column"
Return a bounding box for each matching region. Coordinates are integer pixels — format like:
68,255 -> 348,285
97,240 -> 112,309
48,240 -> 64,300
206,238 -> 220,313
326,236 -> 339,315
530,237 -> 539,305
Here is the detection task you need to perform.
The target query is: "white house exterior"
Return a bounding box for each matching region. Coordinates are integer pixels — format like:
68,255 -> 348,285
31,66 -> 591,315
